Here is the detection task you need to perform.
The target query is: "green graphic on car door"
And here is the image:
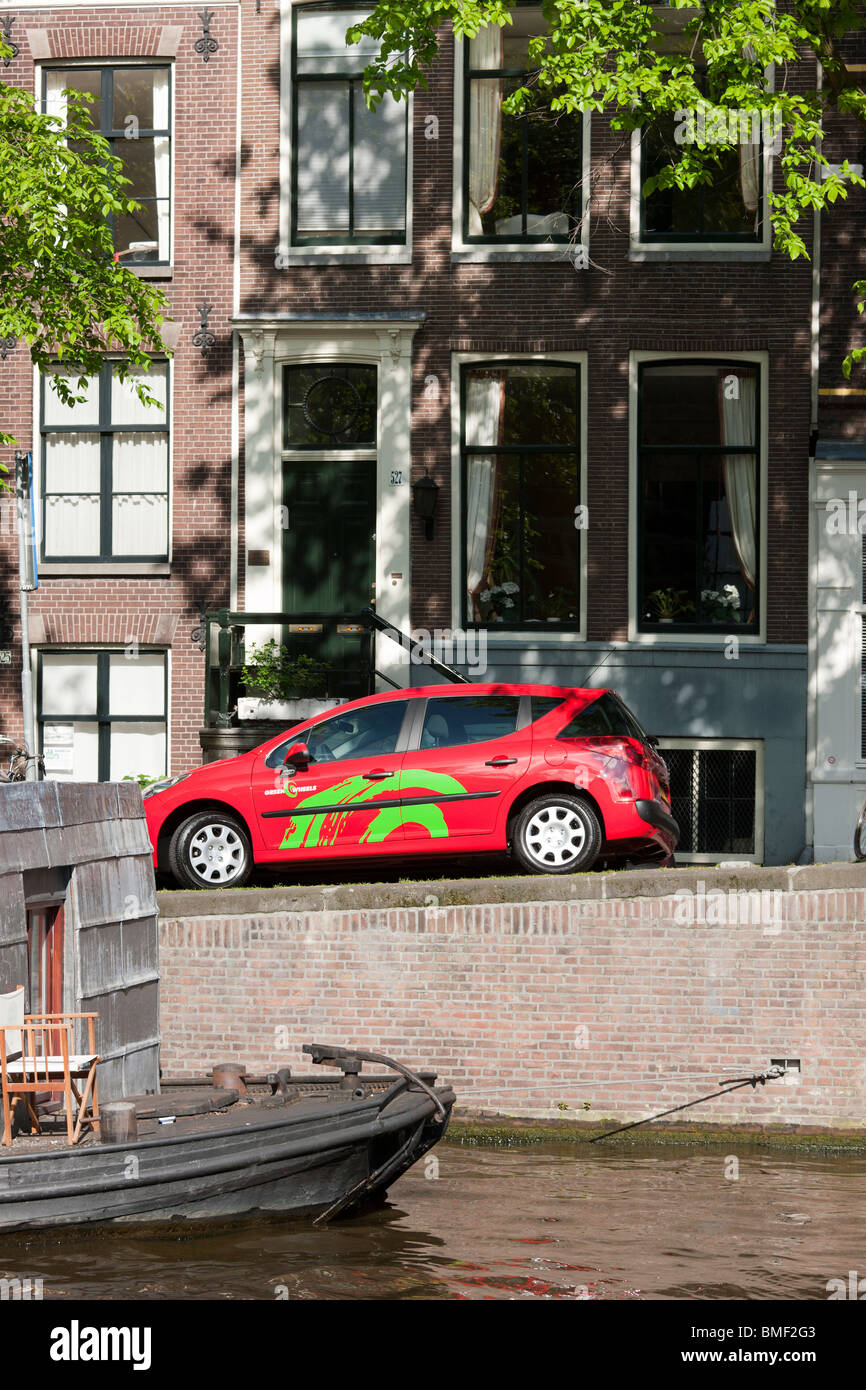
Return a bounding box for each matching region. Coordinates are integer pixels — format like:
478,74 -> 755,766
279,769 -> 467,850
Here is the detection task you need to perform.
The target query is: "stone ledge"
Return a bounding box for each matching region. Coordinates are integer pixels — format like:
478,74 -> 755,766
156,859 -> 866,920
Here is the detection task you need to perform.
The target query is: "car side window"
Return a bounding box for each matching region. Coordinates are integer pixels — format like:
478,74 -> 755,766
530,696 -> 565,724
265,700 -> 409,767
557,692 -> 632,738
419,696 -> 520,749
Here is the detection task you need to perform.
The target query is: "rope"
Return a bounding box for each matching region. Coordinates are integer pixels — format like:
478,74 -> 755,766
590,1068 -> 785,1142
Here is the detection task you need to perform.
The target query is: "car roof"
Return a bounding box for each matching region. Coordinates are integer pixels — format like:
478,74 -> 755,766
373,683 -> 607,700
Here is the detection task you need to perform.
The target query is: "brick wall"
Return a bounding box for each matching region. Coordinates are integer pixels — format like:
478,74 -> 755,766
158,887 -> 866,1128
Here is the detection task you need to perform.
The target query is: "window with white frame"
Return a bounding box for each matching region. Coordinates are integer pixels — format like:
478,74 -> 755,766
38,650 -> 168,783
461,361 -> 581,626
291,4 -> 407,244
638,360 -> 760,632
43,66 -> 171,264
637,65 -> 765,245
658,738 -> 762,862
462,6 -> 583,243
40,363 -> 169,562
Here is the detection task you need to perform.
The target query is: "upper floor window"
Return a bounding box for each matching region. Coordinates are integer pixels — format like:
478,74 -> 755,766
291,4 -> 407,245
638,68 -> 763,244
41,363 -> 169,562
638,361 -> 760,633
464,9 -> 582,242
44,66 -> 171,264
462,361 -> 581,627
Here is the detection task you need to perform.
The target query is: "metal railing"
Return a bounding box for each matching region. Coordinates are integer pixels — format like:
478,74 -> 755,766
203,606 -> 468,728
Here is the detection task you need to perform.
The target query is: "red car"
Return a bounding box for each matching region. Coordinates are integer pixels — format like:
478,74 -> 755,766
144,684 -> 679,889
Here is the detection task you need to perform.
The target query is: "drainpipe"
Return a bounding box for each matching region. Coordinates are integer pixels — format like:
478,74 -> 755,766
805,61 -> 823,860
14,451 -> 38,779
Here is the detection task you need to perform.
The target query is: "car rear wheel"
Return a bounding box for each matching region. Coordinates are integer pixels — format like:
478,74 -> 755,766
168,811 -> 252,889
511,794 -> 602,875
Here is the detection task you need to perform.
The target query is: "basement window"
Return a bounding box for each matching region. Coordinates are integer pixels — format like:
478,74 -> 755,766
657,738 -> 763,863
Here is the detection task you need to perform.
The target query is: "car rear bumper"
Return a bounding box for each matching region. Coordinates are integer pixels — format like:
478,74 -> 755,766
634,798 -> 680,848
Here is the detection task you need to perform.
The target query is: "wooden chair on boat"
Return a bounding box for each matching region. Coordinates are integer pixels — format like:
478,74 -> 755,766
0,989 -> 100,1147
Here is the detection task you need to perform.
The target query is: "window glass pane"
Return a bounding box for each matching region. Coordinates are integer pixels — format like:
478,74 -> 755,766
522,451 -> 579,622
304,699 -> 408,761
296,7 -> 379,75
45,69 -> 101,127
641,121 -> 761,242
109,652 -> 166,716
283,364 -> 376,447
42,721 -> 99,781
110,723 -> 167,781
640,364 -> 757,447
43,434 -> 101,492
112,68 -> 169,129
112,492 -> 168,555
353,90 -> 406,232
41,654 -> 98,716
420,695 -> 520,748
296,82 -> 350,232
45,495 -> 101,556
110,366 -> 168,427
42,372 -> 100,428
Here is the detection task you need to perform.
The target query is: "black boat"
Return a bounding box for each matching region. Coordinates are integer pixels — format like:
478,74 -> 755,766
0,1045 -> 454,1232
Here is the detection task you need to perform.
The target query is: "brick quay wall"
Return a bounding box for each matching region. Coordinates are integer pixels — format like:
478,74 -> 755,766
156,867 -> 866,1129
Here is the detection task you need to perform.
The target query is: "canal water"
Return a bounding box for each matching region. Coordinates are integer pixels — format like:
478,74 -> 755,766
4,1143 -> 864,1301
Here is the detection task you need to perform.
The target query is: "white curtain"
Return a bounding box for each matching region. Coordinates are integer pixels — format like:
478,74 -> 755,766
468,29 -> 503,235
719,371 -> 758,588
43,433 -> 101,556
465,372 -> 504,621
739,139 -> 760,219
112,433 -> 168,555
152,70 -> 171,259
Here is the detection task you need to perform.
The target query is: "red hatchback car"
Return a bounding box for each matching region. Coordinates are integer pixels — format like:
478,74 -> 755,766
144,684 -> 678,889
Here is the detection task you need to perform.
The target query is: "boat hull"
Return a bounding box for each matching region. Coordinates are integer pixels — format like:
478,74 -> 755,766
0,1086 -> 454,1232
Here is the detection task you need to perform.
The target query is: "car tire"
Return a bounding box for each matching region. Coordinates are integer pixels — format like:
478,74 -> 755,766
511,794 -> 602,875
168,810 -> 252,890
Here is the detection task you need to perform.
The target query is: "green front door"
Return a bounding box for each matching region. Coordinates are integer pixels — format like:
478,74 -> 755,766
281,457 -> 376,698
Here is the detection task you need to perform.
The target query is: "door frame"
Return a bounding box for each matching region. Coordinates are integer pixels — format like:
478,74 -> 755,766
234,316 -> 425,689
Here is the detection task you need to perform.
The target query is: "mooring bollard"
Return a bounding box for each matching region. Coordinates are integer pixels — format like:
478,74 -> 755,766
100,1101 -> 138,1145
213,1062 -> 247,1095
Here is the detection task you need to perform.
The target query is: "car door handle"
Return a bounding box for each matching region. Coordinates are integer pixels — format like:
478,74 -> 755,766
363,769 -> 391,780
485,757 -> 517,767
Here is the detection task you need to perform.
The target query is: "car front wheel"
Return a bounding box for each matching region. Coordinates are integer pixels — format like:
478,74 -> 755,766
511,794 -> 602,875
168,811 -> 252,889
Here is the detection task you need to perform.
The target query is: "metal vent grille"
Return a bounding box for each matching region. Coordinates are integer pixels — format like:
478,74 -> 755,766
664,747 -> 757,856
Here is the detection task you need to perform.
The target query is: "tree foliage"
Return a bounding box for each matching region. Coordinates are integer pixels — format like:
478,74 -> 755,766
351,0 -> 866,373
0,54 -> 169,470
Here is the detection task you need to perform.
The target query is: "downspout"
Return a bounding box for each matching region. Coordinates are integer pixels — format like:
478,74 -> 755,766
805,61 -> 823,860
230,0 -> 242,610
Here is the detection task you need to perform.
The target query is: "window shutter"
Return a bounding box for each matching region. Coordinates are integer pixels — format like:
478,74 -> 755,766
296,82 -> 350,232
353,91 -> 406,232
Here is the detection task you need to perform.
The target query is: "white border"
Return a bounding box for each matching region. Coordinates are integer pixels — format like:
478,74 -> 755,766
278,0 -> 413,266
449,351 -> 588,639
451,32 -> 590,263
627,350 -> 769,645
657,735 -> 765,864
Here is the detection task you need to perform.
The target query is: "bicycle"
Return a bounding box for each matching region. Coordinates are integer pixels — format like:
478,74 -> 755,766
0,737 -> 44,783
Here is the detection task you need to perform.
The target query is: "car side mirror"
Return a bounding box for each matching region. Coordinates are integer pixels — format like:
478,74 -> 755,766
283,741 -> 311,768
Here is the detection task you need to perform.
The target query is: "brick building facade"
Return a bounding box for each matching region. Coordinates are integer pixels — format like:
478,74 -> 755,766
1,1 -> 865,865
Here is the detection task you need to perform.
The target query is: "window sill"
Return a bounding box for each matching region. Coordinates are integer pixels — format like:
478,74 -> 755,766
38,562 -> 171,577
126,265 -> 173,280
629,244 -> 771,263
286,246 -> 412,266
452,246 -> 578,264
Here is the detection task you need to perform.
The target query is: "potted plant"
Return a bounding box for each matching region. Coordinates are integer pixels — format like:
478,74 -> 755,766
699,585 -> 742,624
237,640 -> 342,722
645,588 -> 695,624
